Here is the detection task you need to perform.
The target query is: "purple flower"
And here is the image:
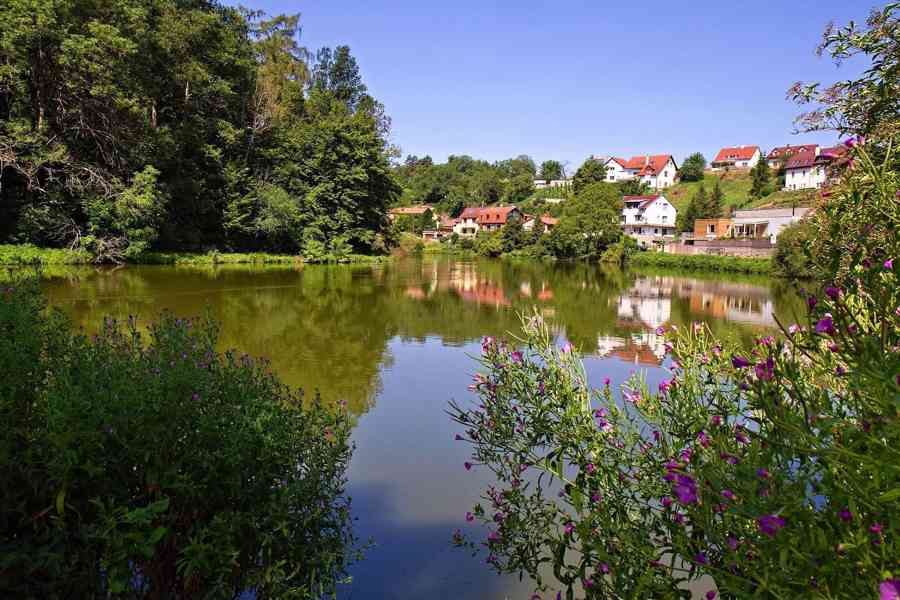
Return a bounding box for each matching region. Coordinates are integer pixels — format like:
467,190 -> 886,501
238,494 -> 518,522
591,492 -> 602,503
466,512 -> 474,522
721,452 -> 740,465
661,496 -> 673,508
755,356 -> 774,381
734,427 -> 750,445
596,417 -> 613,432
564,522 -> 575,535
584,463 -> 596,475
656,326 -> 666,335
870,523 -> 883,534
464,462 -> 473,471
624,389 -> 641,404
673,475 -> 698,505
721,489 -> 736,501
706,591 -> 717,600
697,430 -> 710,448
510,351 -> 523,363
599,562 -> 610,574
710,415 -> 722,427
757,468 -> 770,479
594,407 -> 608,418
487,531 -> 500,543
693,552 -> 708,565
455,434 -> 463,441
757,514 -> 786,537
838,507 -> 852,522
815,316 -> 835,335
658,379 -> 672,394
726,536 -> 739,551
731,355 -> 751,369
561,342 -> 574,353
825,286 -> 841,300
886,259 -> 894,270
881,580 -> 900,600
807,296 -> 817,309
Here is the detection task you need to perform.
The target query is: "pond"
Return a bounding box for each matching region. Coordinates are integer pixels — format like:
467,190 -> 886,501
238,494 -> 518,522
40,257 -> 803,600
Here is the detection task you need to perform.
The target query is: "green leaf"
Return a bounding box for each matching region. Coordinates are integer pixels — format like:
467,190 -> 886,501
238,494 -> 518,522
56,488 -> 66,517
878,488 -> 900,503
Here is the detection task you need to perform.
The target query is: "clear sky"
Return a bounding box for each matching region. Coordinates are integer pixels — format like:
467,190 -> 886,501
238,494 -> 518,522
235,0 -> 873,172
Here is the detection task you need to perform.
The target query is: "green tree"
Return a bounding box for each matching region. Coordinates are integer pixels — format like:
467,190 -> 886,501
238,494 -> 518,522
559,182 -> 622,257
572,158 -> 607,195
500,214 -> 525,252
750,156 -> 773,198
707,179 -> 724,217
677,183 -> 706,232
538,160 -> 563,181
680,152 -> 706,181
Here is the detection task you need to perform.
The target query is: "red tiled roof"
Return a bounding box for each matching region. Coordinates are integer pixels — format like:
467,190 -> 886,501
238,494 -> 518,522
477,206 -> 518,225
623,155 -> 674,176
459,207 -> 481,219
767,144 -> 818,160
540,215 -> 559,226
713,146 -> 760,162
607,157 -> 628,168
783,152 -> 818,169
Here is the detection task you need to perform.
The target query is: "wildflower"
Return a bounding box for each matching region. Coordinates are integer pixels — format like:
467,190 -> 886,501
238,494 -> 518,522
885,259 -> 894,270
510,351 -> 523,363
706,591 -> 717,600
870,523 -> 883,534
757,514 -> 786,537
658,379 -> 672,394
561,342 -> 574,353
564,522 -> 575,535
697,430 -> 710,448
720,452 -> 740,465
191,392 -> 200,401
584,463 -> 596,475
673,474 -> 698,505
661,496 -> 673,508
726,536 -> 739,551
825,286 -> 841,300
755,356 -> 774,381
590,492 -> 602,503
582,578 -> 593,589
594,407 -> 608,418
487,531 -> 500,543
731,355 -> 751,368
815,316 -> 835,335
880,580 -> 900,600
656,326 -> 666,335
624,389 -> 641,404
788,323 -> 801,334
734,427 -> 750,445
654,431 -> 662,442
710,415 -> 722,427
838,507 -> 852,522
721,489 -> 736,501
828,342 -> 839,352
807,296 -> 817,309
835,366 -> 846,376
693,552 -> 708,565
603,377 -> 610,386
464,462 -> 473,471
466,512 -> 474,522
757,468 -> 770,479
596,417 -> 613,432
599,563 -> 610,574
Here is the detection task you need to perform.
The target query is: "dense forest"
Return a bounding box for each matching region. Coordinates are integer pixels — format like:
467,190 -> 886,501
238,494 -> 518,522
0,0 -> 398,261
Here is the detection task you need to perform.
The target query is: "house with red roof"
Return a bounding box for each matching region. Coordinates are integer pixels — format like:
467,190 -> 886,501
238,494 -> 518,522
783,145 -> 847,190
452,206 -> 522,237
710,146 -> 761,170
766,144 -> 819,170
620,194 -> 677,246
596,155 -> 678,190
522,214 -> 559,234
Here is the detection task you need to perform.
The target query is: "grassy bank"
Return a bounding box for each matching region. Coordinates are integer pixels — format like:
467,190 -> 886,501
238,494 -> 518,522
663,170 -> 814,214
627,251 -> 772,274
0,245 -> 390,267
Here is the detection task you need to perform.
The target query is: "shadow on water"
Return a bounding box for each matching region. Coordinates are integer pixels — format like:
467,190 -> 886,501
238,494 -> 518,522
33,258 -> 802,599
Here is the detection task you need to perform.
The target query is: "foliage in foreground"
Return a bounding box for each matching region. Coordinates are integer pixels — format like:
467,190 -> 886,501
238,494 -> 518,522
451,248 -> 899,597
0,282 -> 356,598
628,251 -> 771,274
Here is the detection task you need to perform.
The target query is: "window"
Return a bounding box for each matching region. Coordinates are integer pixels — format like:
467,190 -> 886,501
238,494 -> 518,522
707,224 -> 715,234
661,216 -> 667,223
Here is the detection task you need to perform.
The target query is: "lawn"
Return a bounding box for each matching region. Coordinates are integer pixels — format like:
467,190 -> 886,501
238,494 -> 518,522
662,169 -> 816,213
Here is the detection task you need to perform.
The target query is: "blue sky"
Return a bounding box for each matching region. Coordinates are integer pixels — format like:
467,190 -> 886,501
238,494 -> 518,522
236,0 -> 872,172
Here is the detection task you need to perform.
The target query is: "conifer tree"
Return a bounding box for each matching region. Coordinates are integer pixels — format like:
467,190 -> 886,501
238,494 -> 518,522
750,158 -> 772,198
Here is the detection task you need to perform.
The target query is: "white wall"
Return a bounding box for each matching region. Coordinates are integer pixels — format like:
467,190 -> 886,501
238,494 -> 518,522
784,166 -> 826,190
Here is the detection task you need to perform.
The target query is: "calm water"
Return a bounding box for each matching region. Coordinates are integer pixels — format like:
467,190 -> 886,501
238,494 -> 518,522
39,258 -> 802,600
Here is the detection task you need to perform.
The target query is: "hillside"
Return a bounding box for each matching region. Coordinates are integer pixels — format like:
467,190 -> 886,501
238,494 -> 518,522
662,169 -> 816,214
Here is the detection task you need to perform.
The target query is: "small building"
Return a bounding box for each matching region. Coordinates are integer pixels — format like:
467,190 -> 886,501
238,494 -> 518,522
452,206 -> 522,237
693,218 -> 733,239
782,147 -> 845,191
599,155 -> 678,189
621,195 -> 677,246
710,146 -> 761,170
422,214 -> 459,240
389,204 -> 434,222
523,214 -> 559,233
533,179 -> 570,190
766,144 -> 819,170
731,207 -> 812,243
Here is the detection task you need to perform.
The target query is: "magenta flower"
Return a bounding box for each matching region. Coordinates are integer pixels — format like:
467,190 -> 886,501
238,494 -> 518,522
726,536 -> 739,551
881,580 -> 900,600
870,522 -> 883,534
706,591 -> 717,600
838,507 -> 852,522
755,356 -> 774,381
807,296 -> 817,309
661,496 -> 673,508
710,415 -> 722,427
656,326 -> 666,335
825,286 -> 841,299
734,427 -> 750,445
815,316 -> 835,334
510,351 -> 523,363
561,342 -> 574,353
584,463 -> 596,475
603,377 -> 610,386
757,468 -> 770,479
464,462 -> 473,471
721,489 -> 736,501
886,259 -> 894,270
564,522 -> 575,535
594,407 -> 608,418
757,514 -> 786,537
693,552 -> 708,565
488,531 -> 500,543
731,355 -> 751,368
674,474 -> 698,505
599,562 -> 610,574
658,379 -> 672,394
466,512 -> 474,522
697,430 -> 710,448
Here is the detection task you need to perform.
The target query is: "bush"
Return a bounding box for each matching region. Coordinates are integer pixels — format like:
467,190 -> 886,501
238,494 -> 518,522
628,251 -> 772,274
773,220 -> 814,278
0,281 -> 356,598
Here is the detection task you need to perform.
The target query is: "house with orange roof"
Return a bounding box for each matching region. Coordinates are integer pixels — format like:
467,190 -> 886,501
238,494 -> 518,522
597,155 -> 678,190
710,145 -> 761,170
523,214 -> 559,234
452,206 -> 522,237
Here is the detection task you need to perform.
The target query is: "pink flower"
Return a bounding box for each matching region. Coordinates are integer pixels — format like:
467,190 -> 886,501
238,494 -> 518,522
564,522 -> 575,535
561,342 -> 574,353
603,377 -> 610,386
881,580 -> 900,600
697,430 -> 710,448
757,514 -> 786,537
661,496 -> 673,508
706,592 -> 717,600
885,259 -> 894,270
870,522 -> 883,534
710,415 -> 722,427
721,489 -> 736,501
466,512 -> 474,522
599,563 -> 610,574
584,463 -> 596,475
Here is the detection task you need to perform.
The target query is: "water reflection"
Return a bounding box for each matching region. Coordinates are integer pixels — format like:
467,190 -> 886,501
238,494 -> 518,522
35,258 -> 802,600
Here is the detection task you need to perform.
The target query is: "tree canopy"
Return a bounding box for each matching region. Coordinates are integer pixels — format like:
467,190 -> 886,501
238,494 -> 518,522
572,158 -> 608,195
680,152 -> 706,181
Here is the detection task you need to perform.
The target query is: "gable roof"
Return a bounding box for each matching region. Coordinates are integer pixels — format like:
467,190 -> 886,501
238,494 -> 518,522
713,146 -> 760,162
623,194 -> 664,209
626,155 -> 676,176
605,157 -> 628,168
477,206 -> 519,225
783,151 -> 818,170
767,144 -> 818,160
459,207 -> 482,219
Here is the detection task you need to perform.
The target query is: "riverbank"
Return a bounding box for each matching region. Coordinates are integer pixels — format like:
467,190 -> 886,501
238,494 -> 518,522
627,251 -> 772,274
0,245 -> 390,267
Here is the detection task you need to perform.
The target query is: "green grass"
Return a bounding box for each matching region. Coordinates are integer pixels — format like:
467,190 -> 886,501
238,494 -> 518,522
0,244 -> 92,265
663,171 -> 815,214
627,251 -> 772,274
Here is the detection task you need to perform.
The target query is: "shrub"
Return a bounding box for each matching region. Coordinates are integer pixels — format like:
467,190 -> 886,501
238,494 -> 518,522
773,220 -> 814,279
0,281 -> 356,598
628,252 -> 772,274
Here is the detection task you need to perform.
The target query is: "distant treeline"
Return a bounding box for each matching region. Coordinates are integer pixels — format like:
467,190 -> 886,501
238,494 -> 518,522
0,1 -> 398,262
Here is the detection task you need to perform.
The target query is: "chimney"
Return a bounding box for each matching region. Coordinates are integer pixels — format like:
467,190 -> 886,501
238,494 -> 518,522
644,156 -> 649,166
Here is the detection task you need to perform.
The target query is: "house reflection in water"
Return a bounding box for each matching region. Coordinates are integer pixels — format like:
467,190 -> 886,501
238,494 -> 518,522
615,277 -> 673,330
403,261 -> 555,308
673,279 -> 776,326
595,333 -> 667,366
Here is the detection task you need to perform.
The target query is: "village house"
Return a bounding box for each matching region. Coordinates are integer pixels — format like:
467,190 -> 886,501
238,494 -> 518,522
533,179 -> 571,190
693,218 -> 733,239
710,146 -> 761,170
620,194 -> 677,246
388,204 -> 434,222
598,155 -> 678,190
731,207 -> 812,243
782,146 -> 844,190
453,206 -> 522,238
766,144 -> 819,170
422,214 -> 459,241
522,214 -> 559,234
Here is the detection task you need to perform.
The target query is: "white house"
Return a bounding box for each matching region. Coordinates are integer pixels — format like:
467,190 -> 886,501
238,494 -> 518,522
621,194 -> 677,246
731,207 -> 812,243
597,155 -> 678,189
522,214 -> 559,233
710,146 -> 761,170
452,206 -> 522,237
766,144 -> 819,170
533,179 -> 570,190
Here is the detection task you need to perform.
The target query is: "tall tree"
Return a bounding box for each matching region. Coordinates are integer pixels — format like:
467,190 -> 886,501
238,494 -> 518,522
749,156 -> 772,198
707,180 -> 724,217
680,153 -> 706,182
539,160 -> 564,181
572,158 -> 607,195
